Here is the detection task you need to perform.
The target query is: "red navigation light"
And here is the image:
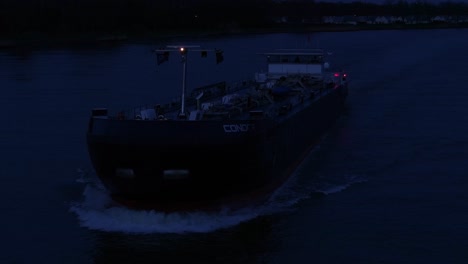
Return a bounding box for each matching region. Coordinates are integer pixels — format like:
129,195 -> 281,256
334,73 -> 340,77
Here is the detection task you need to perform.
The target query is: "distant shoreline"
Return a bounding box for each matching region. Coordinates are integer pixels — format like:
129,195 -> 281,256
1,23 -> 467,50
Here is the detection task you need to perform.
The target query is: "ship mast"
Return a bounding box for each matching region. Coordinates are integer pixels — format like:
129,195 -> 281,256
155,45 -> 223,119
165,45 -> 200,119
179,46 -> 188,119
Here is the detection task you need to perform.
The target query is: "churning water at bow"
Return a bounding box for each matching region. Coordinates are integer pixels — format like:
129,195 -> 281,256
1,29 -> 468,263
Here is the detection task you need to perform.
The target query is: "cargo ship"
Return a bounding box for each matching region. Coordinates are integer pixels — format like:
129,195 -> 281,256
86,45 -> 348,211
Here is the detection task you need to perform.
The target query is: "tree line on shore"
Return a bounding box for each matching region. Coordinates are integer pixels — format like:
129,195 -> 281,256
1,0 -> 468,36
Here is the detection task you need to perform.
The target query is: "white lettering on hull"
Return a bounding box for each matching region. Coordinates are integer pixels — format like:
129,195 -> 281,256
223,124 -> 255,133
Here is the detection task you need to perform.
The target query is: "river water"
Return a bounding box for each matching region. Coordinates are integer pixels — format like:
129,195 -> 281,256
1,29 -> 468,263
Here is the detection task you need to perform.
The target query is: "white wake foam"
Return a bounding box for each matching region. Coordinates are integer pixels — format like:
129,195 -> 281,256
69,180 -> 301,234
309,174 -> 368,195
69,165 -> 365,234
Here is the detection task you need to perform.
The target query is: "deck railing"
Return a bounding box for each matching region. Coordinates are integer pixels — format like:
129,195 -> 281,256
113,79 -> 256,120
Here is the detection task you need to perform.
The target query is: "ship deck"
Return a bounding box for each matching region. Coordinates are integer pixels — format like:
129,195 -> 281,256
105,73 -> 340,123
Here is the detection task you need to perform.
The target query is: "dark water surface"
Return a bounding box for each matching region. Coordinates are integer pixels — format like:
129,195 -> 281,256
1,29 -> 468,263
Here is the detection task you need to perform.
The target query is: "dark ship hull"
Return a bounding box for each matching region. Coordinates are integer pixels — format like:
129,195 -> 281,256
86,46 -> 349,211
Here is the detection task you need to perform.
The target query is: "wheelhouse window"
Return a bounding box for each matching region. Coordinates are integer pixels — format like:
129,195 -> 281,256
267,55 -> 281,63
267,54 -> 324,63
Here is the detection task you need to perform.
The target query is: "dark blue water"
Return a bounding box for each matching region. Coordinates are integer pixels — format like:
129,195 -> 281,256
1,29 -> 468,263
